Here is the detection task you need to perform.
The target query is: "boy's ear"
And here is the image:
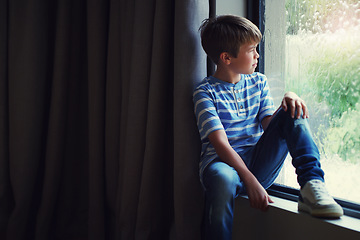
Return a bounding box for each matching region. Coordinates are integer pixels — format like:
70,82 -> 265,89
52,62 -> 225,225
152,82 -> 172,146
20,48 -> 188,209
219,52 -> 232,65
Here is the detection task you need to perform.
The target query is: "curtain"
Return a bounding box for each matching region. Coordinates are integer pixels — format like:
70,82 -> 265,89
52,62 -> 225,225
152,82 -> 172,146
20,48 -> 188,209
0,0 -> 208,239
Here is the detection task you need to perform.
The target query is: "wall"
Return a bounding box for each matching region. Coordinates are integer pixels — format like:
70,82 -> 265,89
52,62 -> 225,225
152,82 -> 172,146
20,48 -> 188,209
216,0 -> 246,17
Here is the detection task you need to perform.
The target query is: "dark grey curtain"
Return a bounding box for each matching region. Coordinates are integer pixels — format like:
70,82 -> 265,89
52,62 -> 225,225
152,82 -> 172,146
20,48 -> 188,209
0,0 -> 208,239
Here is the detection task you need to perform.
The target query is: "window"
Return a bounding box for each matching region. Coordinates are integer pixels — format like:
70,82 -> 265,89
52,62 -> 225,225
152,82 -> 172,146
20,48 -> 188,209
261,0 -> 360,205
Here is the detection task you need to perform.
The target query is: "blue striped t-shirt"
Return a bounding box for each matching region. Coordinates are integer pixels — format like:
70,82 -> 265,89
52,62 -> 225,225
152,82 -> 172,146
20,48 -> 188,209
193,72 -> 275,180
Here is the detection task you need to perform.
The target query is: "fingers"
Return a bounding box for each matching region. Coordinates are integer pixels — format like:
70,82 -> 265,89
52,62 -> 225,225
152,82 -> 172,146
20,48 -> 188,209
295,99 -> 309,119
282,96 -> 309,119
291,100 -> 297,118
302,102 -> 309,118
250,196 -> 268,211
259,195 -> 273,212
246,179 -> 273,212
281,98 -> 288,112
284,98 -> 297,118
296,101 -> 302,119
249,194 -> 274,212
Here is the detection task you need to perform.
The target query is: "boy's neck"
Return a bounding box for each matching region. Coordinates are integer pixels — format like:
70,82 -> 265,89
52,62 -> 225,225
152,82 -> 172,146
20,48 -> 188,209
213,68 -> 241,84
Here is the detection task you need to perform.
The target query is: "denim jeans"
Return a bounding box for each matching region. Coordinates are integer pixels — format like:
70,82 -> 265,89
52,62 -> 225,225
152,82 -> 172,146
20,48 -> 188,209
201,109 -> 324,240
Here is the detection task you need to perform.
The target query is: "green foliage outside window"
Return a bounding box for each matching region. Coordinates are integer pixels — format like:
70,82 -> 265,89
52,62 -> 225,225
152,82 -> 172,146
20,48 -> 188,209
285,0 -> 360,163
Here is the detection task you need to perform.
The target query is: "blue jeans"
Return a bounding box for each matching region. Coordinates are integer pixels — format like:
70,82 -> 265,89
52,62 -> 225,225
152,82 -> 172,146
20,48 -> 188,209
201,109 -> 324,240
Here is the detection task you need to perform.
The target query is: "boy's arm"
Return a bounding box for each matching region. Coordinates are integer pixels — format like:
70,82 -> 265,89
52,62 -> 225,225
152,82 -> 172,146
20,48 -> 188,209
208,129 -> 273,211
261,92 -> 309,131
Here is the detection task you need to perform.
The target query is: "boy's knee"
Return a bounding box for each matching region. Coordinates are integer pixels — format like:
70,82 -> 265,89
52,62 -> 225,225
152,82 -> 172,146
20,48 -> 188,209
204,162 -> 240,195
278,108 -> 306,120
215,169 -> 238,190
276,108 -> 308,126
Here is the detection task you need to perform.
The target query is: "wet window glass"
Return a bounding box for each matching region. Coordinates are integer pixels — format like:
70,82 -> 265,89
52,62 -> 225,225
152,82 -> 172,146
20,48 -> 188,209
272,0 -> 360,204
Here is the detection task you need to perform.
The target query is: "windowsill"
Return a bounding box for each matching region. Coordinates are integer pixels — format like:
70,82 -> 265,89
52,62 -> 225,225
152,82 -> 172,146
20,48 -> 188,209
267,195 -> 360,233
233,195 -> 360,240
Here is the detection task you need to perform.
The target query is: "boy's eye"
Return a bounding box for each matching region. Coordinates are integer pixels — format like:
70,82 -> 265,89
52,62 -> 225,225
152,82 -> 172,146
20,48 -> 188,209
249,46 -> 257,52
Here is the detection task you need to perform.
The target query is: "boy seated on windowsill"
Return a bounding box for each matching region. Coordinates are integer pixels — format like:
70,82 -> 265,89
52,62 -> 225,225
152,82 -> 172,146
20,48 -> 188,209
193,15 -> 343,240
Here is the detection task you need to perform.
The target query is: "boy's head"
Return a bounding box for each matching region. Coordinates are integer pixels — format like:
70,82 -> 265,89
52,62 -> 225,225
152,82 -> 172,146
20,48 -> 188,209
199,15 -> 262,65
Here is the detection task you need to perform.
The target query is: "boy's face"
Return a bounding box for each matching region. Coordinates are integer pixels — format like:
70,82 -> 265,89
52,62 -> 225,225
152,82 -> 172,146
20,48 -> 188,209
229,42 -> 259,75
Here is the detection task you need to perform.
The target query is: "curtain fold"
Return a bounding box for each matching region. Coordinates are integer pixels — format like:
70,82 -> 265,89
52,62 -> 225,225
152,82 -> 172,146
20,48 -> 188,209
0,0 -> 10,238
172,1 -> 208,239
0,0 -> 208,239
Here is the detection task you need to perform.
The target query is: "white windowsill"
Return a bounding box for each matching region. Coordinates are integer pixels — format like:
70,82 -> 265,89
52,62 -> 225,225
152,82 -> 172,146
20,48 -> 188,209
267,195 -> 360,233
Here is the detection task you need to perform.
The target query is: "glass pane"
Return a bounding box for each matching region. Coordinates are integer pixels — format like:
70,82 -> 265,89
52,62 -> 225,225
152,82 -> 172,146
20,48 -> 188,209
275,0 -> 360,204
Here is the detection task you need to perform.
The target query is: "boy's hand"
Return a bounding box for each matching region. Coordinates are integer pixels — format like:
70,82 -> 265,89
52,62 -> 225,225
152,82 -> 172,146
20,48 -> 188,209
281,91 -> 309,119
244,176 -> 274,212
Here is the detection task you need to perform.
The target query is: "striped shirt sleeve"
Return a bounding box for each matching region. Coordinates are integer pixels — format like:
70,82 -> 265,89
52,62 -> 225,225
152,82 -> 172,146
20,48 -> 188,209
193,83 -> 224,140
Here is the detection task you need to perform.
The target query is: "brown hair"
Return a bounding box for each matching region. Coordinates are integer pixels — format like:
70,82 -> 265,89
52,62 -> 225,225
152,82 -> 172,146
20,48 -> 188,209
199,15 -> 262,64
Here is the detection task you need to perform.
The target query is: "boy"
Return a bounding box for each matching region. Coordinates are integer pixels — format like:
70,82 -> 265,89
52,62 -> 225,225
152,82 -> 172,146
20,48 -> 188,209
193,15 -> 343,240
